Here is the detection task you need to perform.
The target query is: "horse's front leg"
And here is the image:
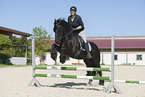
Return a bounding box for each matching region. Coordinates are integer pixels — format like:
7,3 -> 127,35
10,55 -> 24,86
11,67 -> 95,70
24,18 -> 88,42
59,54 -> 67,64
51,44 -> 60,61
59,45 -> 67,64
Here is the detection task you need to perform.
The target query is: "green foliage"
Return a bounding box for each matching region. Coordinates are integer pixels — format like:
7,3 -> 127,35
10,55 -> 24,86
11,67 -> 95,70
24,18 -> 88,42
12,36 -> 26,57
31,26 -> 52,57
0,34 -> 14,63
101,63 -> 105,65
0,34 -> 12,48
0,34 -> 28,64
0,48 -> 14,59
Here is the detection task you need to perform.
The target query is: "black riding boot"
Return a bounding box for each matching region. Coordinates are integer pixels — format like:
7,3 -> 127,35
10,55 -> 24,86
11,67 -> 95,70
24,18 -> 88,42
85,42 -> 92,59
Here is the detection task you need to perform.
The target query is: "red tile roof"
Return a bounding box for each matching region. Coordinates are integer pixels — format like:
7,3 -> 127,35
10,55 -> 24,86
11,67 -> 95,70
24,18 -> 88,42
49,38 -> 145,49
89,39 -> 145,49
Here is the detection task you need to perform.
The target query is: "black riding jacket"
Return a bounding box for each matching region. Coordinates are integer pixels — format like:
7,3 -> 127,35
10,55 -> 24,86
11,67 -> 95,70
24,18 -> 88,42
68,14 -> 85,34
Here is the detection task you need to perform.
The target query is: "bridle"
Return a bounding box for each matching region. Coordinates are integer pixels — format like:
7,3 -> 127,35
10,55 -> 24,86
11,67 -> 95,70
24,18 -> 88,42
55,24 -> 73,40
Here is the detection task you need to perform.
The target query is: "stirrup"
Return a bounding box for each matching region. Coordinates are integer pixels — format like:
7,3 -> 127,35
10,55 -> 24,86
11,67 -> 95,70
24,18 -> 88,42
87,53 -> 92,59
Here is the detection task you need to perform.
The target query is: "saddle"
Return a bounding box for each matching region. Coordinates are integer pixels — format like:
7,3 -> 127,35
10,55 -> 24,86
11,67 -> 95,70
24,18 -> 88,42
77,35 -> 91,52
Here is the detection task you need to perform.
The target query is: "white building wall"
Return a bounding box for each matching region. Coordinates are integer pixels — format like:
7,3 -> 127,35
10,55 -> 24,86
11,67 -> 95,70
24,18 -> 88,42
35,52 -> 145,66
114,53 -> 126,65
102,52 -> 145,65
128,54 -> 136,65
43,52 -> 85,65
128,53 -> 145,65
102,53 -> 111,65
10,57 -> 26,65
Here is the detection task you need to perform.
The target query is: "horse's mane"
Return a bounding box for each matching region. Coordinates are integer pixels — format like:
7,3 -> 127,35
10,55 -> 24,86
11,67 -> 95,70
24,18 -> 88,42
55,18 -> 71,33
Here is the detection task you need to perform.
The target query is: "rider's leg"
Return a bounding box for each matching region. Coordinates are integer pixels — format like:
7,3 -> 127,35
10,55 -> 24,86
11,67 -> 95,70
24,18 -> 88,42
78,30 -> 92,59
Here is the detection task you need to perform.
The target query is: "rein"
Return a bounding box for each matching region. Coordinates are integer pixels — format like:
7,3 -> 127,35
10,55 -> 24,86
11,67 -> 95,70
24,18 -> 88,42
55,30 -> 73,46
54,28 -> 73,46
54,21 -> 73,45
55,23 -> 73,39
62,30 -> 73,39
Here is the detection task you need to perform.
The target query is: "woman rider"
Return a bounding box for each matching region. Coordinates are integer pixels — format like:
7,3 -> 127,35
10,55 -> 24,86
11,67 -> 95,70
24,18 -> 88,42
68,6 -> 92,59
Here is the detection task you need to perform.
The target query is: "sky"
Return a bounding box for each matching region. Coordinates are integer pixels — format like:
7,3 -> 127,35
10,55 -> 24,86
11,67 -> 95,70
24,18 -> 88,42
0,0 -> 145,37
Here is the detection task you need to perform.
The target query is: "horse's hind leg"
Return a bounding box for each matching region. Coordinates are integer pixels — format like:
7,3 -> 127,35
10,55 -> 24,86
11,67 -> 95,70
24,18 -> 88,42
97,71 -> 104,85
86,71 -> 96,85
94,62 -> 104,85
92,56 -> 104,85
85,60 -> 104,85
84,59 -> 96,85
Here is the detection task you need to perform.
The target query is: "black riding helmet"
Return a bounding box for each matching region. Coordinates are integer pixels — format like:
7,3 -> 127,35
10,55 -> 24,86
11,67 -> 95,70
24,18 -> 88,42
70,6 -> 77,12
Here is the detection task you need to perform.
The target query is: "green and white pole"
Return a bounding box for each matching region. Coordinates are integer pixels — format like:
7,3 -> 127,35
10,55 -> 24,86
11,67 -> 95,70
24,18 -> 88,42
34,66 -> 111,71
106,80 -> 145,84
34,74 -> 110,80
115,80 -> 145,84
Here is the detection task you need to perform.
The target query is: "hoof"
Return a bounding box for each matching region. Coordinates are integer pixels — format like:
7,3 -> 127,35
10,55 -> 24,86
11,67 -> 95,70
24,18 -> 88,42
99,80 -> 104,86
60,61 -> 65,64
60,59 -> 65,64
88,79 -> 93,85
51,53 -> 57,61
99,82 -> 104,86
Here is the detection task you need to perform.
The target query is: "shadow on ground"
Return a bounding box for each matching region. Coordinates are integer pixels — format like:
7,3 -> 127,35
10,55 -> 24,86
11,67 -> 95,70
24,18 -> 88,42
41,82 -> 106,92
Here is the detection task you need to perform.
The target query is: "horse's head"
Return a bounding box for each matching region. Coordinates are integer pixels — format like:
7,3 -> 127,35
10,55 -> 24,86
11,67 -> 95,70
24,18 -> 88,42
53,19 -> 71,45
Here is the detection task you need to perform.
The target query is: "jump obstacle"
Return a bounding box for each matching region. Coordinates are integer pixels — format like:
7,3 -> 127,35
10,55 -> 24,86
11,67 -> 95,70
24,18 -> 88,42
109,80 -> 145,84
28,36 -> 122,94
34,66 -> 145,84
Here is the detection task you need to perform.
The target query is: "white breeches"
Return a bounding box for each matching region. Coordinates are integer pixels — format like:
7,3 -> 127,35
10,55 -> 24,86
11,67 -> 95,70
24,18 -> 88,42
78,30 -> 87,43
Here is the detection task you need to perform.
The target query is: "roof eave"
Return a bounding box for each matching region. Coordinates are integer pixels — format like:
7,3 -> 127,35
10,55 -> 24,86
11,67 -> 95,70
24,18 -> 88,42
0,26 -> 32,37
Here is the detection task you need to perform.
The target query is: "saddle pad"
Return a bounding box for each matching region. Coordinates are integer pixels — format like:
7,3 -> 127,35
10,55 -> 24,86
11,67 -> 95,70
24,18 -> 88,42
80,42 -> 92,52
77,35 -> 92,52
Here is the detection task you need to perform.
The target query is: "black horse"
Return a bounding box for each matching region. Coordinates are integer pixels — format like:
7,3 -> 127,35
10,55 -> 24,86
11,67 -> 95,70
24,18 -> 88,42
51,19 -> 104,85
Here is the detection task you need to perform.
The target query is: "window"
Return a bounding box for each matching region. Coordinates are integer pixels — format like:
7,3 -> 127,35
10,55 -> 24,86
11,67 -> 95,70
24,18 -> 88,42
137,54 -> 142,60
114,55 -> 118,60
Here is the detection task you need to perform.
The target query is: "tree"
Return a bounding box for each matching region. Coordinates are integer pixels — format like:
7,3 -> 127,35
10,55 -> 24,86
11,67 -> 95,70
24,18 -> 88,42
12,36 -> 27,57
31,26 -> 51,58
0,34 -> 14,64
0,34 -> 11,48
